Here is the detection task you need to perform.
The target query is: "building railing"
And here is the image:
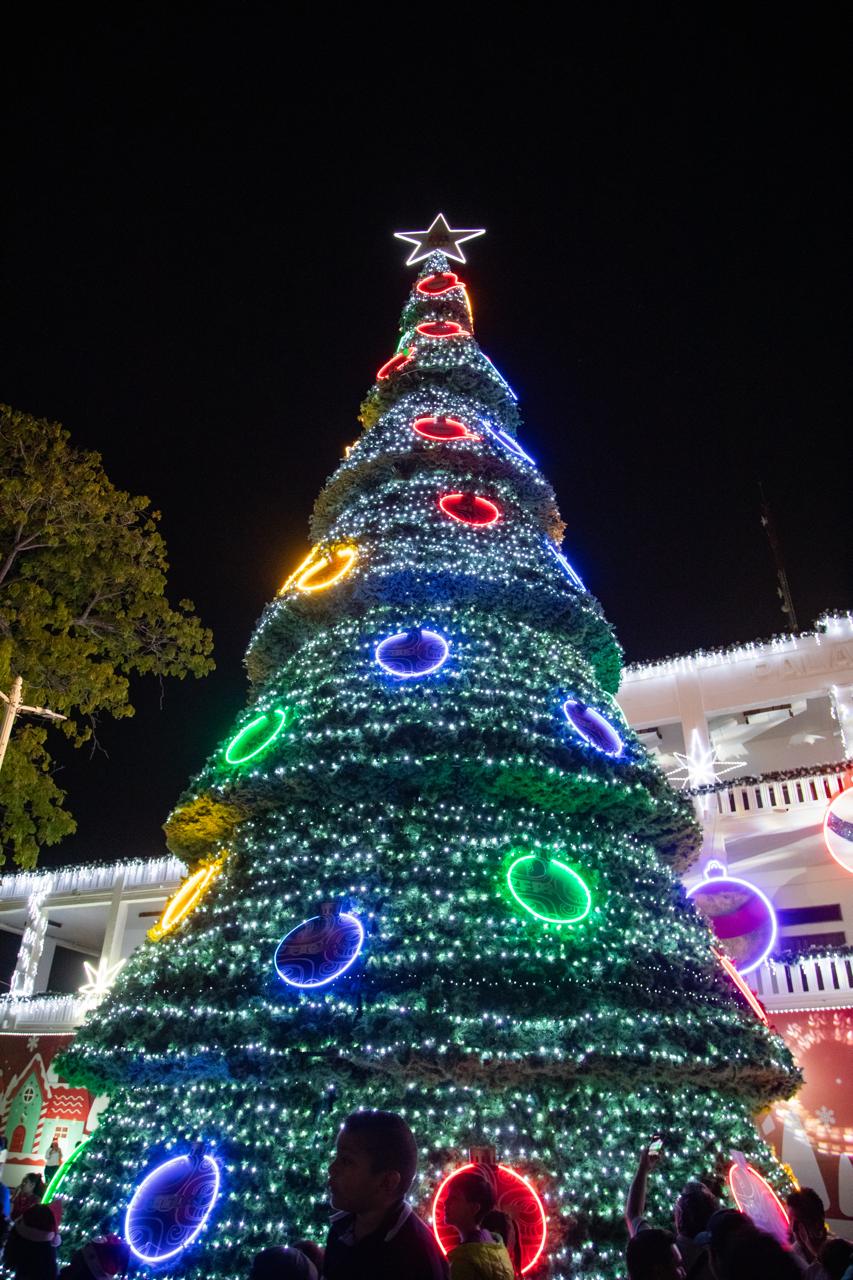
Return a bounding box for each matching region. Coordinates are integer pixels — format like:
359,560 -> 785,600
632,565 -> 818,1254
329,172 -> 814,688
705,763 -> 848,818
749,949 -> 853,1012
0,855 -> 184,903
0,993 -> 90,1032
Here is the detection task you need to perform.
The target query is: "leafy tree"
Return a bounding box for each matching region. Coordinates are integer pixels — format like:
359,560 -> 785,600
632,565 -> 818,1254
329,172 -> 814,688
0,404 -> 214,866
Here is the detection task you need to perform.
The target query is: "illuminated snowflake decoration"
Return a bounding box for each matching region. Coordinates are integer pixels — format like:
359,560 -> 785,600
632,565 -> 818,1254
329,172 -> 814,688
666,729 -> 741,789
78,958 -> 126,1003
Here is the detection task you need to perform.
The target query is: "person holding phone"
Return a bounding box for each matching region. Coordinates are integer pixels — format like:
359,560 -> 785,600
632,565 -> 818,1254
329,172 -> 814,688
625,1139 -> 718,1280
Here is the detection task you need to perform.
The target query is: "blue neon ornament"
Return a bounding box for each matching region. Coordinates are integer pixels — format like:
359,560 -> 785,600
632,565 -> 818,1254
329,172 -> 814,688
562,699 -> 624,757
125,1151 -> 221,1264
275,906 -> 365,988
375,627 -> 449,678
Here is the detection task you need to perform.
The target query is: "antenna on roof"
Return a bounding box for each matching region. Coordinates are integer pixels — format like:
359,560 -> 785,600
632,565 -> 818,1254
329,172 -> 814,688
759,480 -> 799,633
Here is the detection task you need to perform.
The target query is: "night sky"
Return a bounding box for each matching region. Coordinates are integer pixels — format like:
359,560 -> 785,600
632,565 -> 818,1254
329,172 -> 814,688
1,11 -> 847,866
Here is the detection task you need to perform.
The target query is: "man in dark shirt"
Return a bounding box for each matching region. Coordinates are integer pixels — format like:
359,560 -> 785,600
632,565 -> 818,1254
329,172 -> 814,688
324,1110 -> 449,1280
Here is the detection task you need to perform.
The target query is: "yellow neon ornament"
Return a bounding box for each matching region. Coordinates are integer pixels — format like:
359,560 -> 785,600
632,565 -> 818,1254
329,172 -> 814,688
148,856 -> 225,941
279,544 -> 358,595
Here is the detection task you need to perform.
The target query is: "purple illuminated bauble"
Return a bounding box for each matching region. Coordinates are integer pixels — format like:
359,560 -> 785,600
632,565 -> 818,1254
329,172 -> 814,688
125,1153 -> 220,1264
275,911 -> 365,988
824,784 -> 853,874
687,861 -> 777,974
562,699 -> 624,757
375,627 -> 449,678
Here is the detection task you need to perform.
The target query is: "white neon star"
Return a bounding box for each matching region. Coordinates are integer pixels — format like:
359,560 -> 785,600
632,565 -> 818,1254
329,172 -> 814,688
78,958 -> 125,1001
394,213 -> 485,266
666,729 -> 741,789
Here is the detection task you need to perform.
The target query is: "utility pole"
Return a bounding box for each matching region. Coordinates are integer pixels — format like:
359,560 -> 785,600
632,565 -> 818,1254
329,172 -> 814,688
0,676 -> 67,773
759,482 -> 800,633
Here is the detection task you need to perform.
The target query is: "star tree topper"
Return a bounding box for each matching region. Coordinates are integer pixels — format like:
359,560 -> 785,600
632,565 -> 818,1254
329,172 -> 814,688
394,213 -> 485,266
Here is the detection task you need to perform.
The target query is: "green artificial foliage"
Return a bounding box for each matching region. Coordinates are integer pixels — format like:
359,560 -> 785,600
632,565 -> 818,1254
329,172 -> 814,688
0,407 -> 215,866
57,254 -> 799,1278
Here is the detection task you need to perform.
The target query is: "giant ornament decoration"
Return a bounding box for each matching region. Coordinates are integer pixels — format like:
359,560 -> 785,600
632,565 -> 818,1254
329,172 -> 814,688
727,1151 -> 790,1244
823,784 -> 853,874
506,854 -> 592,925
377,349 -> 415,380
375,628 -> 449,678
274,907 -> 365,988
224,707 -> 298,766
413,416 -> 479,442
687,861 -> 777,974
432,1163 -> 547,1274
125,1152 -> 221,1264
416,320 -> 468,339
438,493 -> 501,526
417,272 -> 463,296
280,545 -> 358,595
148,857 -> 225,942
562,699 -> 624,758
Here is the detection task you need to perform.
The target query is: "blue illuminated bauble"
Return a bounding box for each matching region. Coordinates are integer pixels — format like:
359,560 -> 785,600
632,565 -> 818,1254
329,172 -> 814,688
375,628 -> 449,678
562,699 -> 624,757
275,910 -> 365,988
125,1152 -> 220,1264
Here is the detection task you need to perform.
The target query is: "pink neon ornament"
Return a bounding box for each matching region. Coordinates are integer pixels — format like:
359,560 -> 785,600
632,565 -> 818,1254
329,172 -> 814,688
727,1151 -> 790,1244
413,416 -> 479,442
823,783 -> 853,874
377,350 -> 415,380
431,1163 -> 547,1275
416,320 -> 468,338
417,272 -> 462,296
438,492 -> 501,527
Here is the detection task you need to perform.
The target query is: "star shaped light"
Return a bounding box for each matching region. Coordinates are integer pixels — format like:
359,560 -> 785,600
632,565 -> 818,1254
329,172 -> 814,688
394,213 -> 485,266
78,957 -> 125,1001
666,729 -> 741,789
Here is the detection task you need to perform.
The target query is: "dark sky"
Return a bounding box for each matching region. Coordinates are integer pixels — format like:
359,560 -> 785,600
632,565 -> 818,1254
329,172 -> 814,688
1,10 -> 848,865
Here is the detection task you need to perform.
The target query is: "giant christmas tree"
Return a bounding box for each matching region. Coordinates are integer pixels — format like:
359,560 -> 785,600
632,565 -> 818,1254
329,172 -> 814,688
58,217 -> 799,1278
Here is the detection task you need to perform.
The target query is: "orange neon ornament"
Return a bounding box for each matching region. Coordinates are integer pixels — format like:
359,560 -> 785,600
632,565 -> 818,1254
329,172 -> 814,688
713,948 -> 769,1024
279,545 -> 358,596
148,857 -> 225,941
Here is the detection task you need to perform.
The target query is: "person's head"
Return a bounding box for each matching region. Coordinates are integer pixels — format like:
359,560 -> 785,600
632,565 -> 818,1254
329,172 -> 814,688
443,1168 -> 495,1236
787,1187 -> 827,1255
674,1180 -> 719,1238
820,1239 -> 853,1280
328,1111 -> 418,1215
249,1246 -> 318,1280
626,1228 -> 686,1280
19,1173 -> 39,1194
718,1227 -> 802,1280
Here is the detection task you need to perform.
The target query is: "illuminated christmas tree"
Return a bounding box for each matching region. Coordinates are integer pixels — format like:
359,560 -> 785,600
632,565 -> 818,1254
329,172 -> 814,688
58,216 -> 799,1278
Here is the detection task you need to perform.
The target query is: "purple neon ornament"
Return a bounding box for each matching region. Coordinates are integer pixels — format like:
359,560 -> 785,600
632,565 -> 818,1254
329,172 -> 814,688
275,906 -> 365,988
687,860 -> 778,974
125,1151 -> 221,1264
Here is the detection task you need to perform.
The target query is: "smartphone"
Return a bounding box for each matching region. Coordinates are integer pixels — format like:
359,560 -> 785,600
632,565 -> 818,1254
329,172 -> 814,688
648,1138 -> 663,1154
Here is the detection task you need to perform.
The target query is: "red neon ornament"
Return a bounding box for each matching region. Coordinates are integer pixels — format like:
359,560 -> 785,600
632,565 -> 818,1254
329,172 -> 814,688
417,272 -> 463,296
416,320 -> 468,339
377,349 -> 415,381
432,1163 -> 547,1275
438,492 -> 501,526
713,948 -> 769,1024
413,416 -> 479,442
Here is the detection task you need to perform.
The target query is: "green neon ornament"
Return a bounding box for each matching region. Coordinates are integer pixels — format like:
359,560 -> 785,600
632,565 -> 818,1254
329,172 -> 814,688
43,1132 -> 95,1204
506,853 -> 592,925
224,706 -> 298,766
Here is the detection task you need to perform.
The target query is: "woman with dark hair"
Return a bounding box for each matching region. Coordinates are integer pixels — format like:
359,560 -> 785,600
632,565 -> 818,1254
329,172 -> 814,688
10,1175 -> 45,1222
3,1201 -> 61,1279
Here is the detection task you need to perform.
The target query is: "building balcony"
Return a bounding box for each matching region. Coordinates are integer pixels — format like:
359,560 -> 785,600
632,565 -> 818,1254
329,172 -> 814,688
748,947 -> 853,1013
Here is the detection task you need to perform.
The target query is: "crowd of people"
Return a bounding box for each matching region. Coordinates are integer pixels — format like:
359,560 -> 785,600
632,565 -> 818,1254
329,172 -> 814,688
0,1115 -> 851,1279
